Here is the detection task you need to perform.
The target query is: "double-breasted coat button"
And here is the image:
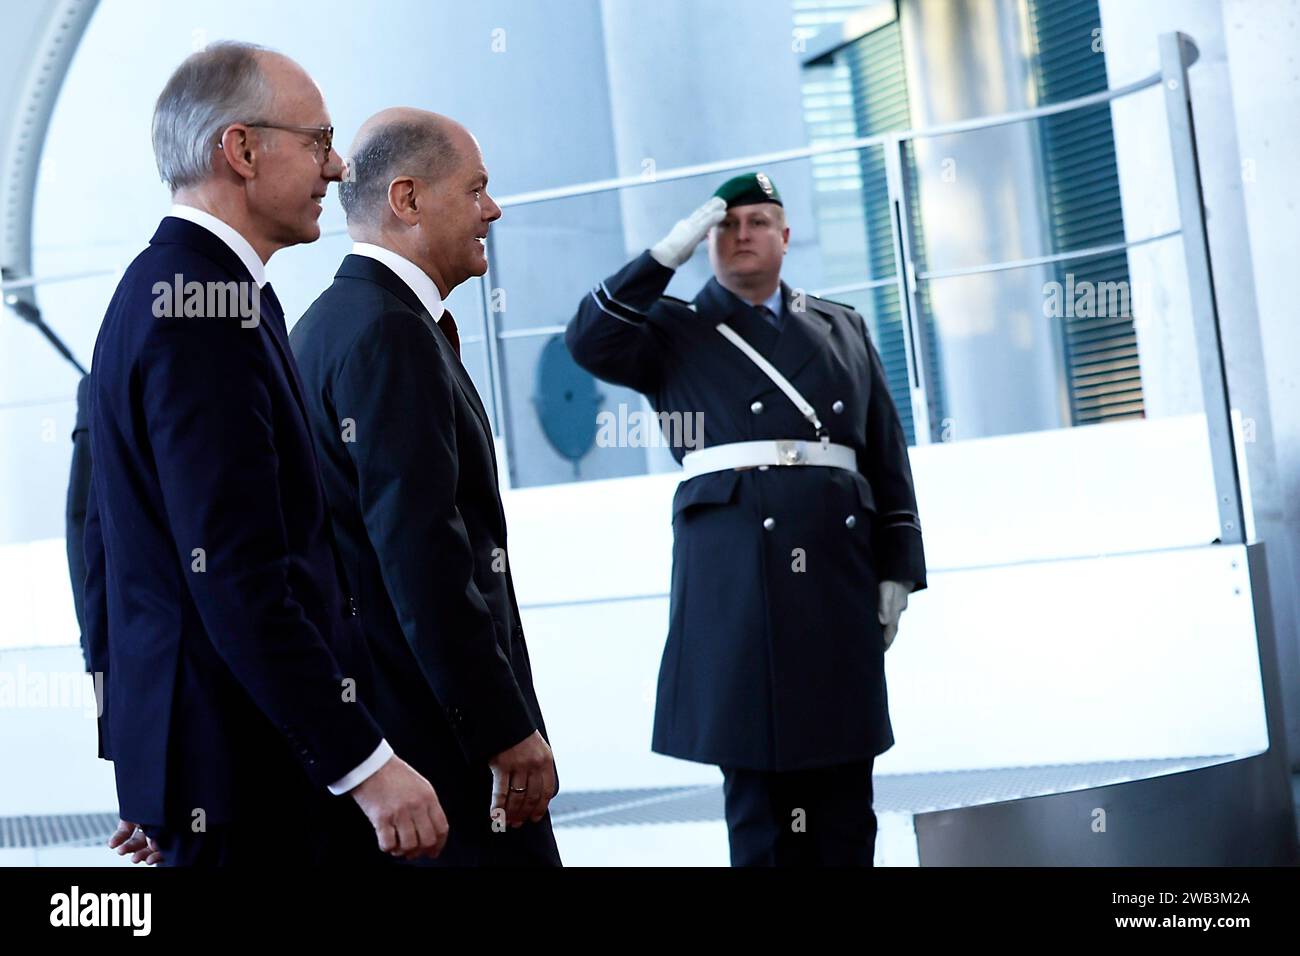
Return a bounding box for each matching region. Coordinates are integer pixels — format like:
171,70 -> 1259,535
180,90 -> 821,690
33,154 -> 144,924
763,517 -> 776,531
845,515 -> 857,528
832,400 -> 845,414
750,400 -> 764,414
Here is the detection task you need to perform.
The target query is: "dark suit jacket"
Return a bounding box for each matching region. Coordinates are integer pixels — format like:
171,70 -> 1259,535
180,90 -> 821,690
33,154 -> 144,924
67,373 -> 92,669
567,251 -> 927,771
83,217 -> 385,830
290,254 -> 559,865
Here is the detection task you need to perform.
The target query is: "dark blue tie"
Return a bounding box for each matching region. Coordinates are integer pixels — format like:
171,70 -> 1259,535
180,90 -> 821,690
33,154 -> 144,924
260,282 -> 284,327
756,303 -> 782,331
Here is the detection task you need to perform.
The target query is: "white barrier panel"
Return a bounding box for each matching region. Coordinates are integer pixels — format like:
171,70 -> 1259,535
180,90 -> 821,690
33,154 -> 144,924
517,543 -> 1265,787
503,414 -> 1264,786
0,538 -> 78,650
504,414 -> 1229,609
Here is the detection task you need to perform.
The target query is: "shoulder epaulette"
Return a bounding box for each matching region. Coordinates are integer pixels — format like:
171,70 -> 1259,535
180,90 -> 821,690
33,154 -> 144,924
807,294 -> 857,313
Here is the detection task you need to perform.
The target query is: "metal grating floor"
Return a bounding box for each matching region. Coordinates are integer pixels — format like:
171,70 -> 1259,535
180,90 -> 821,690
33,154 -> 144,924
550,785 -> 724,827
0,755 -> 1250,846
549,755 -> 1240,827
0,812 -> 119,849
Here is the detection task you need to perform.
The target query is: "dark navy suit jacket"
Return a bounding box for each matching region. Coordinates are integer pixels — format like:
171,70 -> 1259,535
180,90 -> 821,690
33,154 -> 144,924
83,217 -> 385,828
291,255 -> 560,865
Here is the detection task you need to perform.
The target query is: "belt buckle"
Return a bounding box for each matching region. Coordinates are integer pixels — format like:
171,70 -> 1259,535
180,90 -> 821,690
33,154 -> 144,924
775,440 -> 805,465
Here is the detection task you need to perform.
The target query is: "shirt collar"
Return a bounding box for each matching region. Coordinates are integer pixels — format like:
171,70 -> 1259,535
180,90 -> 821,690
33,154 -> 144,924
350,242 -> 445,321
167,204 -> 267,288
761,284 -> 784,317
717,280 -> 784,317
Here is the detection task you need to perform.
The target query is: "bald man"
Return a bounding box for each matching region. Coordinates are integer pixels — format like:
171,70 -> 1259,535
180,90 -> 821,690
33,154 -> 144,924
290,109 -> 561,866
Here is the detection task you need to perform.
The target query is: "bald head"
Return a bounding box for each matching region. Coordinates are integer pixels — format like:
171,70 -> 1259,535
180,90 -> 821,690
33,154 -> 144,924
339,108 -> 468,227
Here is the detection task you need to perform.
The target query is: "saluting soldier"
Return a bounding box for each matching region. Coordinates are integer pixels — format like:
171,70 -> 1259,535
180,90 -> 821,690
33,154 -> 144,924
564,172 -> 927,867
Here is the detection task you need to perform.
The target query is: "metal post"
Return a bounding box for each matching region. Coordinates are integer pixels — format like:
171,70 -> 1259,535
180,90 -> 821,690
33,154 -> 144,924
883,134 -> 934,444
1159,31 -> 1246,545
475,266 -> 505,439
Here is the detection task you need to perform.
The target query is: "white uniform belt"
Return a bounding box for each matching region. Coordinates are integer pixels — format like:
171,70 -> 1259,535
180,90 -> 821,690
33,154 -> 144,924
681,440 -> 858,480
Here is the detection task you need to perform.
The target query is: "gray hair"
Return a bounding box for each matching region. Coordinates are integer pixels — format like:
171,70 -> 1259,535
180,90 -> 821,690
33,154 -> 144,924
339,121 -> 458,225
151,41 -> 275,192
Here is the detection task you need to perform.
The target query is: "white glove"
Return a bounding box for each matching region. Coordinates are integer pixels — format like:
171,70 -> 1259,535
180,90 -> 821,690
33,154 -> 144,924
649,196 -> 727,270
879,580 -> 913,651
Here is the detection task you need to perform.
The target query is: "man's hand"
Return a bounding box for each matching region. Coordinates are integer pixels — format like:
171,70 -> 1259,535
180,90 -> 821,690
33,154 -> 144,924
108,820 -> 162,865
489,731 -> 558,828
649,197 -> 727,270
879,580 -> 913,651
349,755 -> 449,860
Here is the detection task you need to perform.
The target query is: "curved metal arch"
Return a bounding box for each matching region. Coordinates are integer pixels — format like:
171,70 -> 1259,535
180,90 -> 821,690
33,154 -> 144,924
0,0 -> 100,375
0,0 -> 100,292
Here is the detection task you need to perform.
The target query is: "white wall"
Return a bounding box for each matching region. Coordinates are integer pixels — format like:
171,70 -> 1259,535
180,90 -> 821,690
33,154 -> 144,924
1099,0 -> 1300,767
1221,0 -> 1300,769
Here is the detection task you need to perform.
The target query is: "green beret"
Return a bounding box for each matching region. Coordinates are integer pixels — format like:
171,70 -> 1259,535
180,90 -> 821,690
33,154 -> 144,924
712,171 -> 782,209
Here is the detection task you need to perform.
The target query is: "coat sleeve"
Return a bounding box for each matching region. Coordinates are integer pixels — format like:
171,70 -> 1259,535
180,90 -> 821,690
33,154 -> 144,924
141,314 -> 385,790
334,311 -> 537,767
564,250 -> 676,394
81,430 -> 111,761
66,373 -> 92,666
859,314 -> 928,592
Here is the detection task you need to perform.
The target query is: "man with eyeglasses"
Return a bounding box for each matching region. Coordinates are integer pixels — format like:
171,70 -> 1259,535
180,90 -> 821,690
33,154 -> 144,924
84,42 -> 448,867
566,173 -> 927,867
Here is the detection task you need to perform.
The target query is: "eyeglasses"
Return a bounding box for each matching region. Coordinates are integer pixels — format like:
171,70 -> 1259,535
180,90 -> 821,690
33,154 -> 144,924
239,123 -> 334,162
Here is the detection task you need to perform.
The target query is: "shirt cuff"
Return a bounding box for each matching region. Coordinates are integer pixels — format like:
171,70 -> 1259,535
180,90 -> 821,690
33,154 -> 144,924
326,739 -> 394,795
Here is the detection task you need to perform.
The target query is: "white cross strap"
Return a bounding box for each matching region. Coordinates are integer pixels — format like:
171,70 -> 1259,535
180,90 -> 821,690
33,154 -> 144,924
716,322 -> 823,433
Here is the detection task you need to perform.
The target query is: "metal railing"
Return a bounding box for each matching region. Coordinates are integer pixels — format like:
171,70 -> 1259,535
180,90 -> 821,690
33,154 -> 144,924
1,33 -> 1238,545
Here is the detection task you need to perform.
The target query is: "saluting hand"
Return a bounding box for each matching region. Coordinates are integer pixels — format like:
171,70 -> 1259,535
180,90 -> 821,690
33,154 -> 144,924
879,580 -> 913,650
649,196 -> 727,270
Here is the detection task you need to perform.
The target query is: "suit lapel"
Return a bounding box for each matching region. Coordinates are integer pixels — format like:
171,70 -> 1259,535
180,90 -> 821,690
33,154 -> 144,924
334,255 -> 500,471
151,218 -> 315,430
698,277 -> 830,397
765,280 -> 831,383
415,310 -> 496,449
408,309 -> 505,521
258,287 -> 316,429
697,278 -> 779,357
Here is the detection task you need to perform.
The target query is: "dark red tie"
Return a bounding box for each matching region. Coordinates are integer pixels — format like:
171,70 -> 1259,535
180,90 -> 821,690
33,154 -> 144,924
437,310 -> 460,359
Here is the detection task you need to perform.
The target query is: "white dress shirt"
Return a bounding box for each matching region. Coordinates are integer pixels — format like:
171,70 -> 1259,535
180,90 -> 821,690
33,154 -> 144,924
166,204 -> 394,795
167,204 -> 268,288
350,241 -> 445,321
